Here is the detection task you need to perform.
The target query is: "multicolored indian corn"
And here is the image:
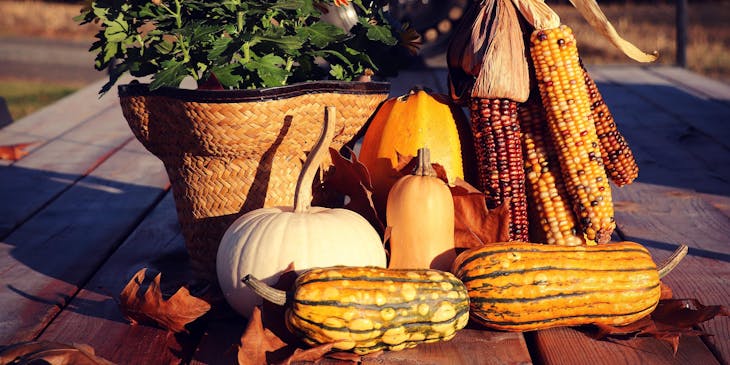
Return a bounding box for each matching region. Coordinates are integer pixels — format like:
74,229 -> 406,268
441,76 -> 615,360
470,98 -> 529,242
529,25 -> 615,243
518,94 -> 586,246
582,65 -> 639,187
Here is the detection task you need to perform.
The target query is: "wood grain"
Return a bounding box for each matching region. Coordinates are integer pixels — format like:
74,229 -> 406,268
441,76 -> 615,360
36,193 -> 201,365
645,66 -> 730,104
0,139 -> 168,344
530,327 -> 721,365
590,68 -> 730,217
0,105 -> 135,237
0,76 -> 133,166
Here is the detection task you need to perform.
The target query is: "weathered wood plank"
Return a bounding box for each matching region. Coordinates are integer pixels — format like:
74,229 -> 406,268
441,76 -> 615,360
0,104 -> 135,237
588,69 -> 730,217
590,66 -> 730,151
521,66 -> 729,364
0,77 -> 130,165
646,66 -> 730,104
36,192 -> 201,365
191,324 -> 531,365
612,182 -> 730,364
530,327 -> 721,365
0,138 -> 168,344
358,329 -> 531,365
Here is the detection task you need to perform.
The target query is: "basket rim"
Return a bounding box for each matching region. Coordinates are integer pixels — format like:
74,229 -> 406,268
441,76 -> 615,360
118,80 -> 391,103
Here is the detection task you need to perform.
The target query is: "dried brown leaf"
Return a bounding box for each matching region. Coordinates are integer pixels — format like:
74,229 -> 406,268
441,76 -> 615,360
238,264 -> 319,365
275,343 -> 337,365
452,179 -> 511,247
394,152 -> 450,183
651,299 -> 729,329
238,306 -> 289,365
0,142 -> 36,161
325,147 -> 384,233
118,268 -> 211,333
0,341 -> 115,365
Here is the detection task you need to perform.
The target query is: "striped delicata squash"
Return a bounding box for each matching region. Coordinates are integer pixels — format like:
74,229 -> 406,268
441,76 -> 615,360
244,266 -> 470,354
452,241 -> 686,331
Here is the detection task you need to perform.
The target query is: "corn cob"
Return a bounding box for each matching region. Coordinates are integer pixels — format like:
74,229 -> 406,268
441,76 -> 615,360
529,25 -> 615,243
519,94 -> 587,246
470,98 -> 529,242
582,65 -> 639,187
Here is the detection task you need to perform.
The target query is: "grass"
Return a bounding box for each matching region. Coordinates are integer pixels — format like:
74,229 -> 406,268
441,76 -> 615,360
0,80 -> 78,120
550,2 -> 730,82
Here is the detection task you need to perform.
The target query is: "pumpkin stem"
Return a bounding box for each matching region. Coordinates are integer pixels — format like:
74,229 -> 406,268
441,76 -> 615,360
658,244 -> 688,279
293,106 -> 336,213
413,147 -> 437,177
242,274 -> 288,306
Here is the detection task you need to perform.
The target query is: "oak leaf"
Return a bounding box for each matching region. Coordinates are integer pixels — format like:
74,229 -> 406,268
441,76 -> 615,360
118,268 -> 211,333
0,341 -> 115,365
238,265 -> 366,365
324,147 -> 384,233
0,142 -> 36,161
451,179 -> 511,247
238,306 -> 289,365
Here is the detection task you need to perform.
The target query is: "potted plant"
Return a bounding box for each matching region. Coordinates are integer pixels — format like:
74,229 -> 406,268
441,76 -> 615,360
76,0 -> 417,280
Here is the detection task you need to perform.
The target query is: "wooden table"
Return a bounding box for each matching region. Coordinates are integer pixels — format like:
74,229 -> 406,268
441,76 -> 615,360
0,65 -> 728,365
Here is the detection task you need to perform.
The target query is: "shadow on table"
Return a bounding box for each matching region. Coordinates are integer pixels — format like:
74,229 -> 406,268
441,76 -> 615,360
0,163 -> 187,329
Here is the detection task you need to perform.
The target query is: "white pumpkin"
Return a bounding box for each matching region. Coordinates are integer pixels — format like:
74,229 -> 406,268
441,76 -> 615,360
216,106 -> 387,317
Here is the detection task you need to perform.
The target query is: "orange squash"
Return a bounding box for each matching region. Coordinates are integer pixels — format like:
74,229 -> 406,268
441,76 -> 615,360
359,88 -> 473,215
386,148 -> 456,271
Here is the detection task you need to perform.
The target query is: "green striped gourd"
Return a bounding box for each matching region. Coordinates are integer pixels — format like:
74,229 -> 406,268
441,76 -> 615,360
244,266 -> 470,354
452,241 -> 686,331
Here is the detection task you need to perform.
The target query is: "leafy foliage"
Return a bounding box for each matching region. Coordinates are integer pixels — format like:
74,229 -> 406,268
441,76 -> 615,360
76,0 -> 410,93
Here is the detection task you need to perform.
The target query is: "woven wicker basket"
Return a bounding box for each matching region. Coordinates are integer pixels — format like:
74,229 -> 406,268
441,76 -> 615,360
118,81 -> 390,280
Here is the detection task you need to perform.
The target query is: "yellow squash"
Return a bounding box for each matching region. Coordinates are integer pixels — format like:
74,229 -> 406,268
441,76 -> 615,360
359,88 -> 473,214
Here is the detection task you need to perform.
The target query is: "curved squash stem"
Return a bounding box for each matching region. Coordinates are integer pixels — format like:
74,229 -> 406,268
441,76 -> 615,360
658,244 -> 688,279
293,106 -> 336,213
242,274 -> 287,306
414,147 -> 437,177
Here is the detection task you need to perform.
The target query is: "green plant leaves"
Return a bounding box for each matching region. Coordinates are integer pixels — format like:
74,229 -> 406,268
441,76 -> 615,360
76,0 -> 404,92
299,22 -> 346,48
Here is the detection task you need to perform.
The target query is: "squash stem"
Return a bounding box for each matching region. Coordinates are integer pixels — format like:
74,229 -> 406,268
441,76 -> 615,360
414,147 -> 437,177
658,244 -> 688,279
242,274 -> 287,306
293,106 -> 336,213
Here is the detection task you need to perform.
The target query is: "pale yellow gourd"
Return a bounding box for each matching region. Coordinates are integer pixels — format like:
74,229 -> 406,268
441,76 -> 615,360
386,148 -> 456,271
216,107 -> 387,318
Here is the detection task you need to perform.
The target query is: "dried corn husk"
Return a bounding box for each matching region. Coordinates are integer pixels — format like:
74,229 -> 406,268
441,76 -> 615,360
447,0 -> 529,103
511,0 -> 658,62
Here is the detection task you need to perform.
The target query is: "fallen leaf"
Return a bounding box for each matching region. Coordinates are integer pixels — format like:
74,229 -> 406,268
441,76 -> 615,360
651,298 -> 729,329
238,264 -> 327,365
238,306 -> 289,365
660,281 -> 673,300
451,179 -> 511,247
324,147 -> 384,233
395,151 -> 450,183
119,268 -> 211,333
591,298 -> 729,354
275,343 -> 337,365
0,341 -> 115,365
0,142 -> 36,161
